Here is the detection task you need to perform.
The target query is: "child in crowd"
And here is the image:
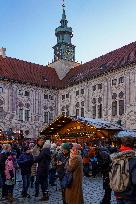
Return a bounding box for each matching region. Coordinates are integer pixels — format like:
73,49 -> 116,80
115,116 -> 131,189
5,154 -> 16,202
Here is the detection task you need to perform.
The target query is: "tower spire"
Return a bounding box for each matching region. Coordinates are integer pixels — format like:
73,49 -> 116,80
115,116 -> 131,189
60,0 -> 67,27
53,0 -> 75,62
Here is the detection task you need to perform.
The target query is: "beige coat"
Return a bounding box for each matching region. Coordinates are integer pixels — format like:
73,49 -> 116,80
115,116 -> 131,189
65,155 -> 84,204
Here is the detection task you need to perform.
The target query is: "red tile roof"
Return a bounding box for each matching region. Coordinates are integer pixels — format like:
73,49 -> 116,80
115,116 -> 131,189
0,56 -> 62,88
62,41 -> 136,86
0,41 -> 136,88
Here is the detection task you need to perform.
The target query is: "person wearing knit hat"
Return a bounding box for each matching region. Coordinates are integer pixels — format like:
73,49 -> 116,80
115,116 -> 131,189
61,143 -> 72,154
57,143 -> 72,204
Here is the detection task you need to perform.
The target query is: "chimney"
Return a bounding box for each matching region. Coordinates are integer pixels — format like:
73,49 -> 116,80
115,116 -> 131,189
0,47 -> 6,57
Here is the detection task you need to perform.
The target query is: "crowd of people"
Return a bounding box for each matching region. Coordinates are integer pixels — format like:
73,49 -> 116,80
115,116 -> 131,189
0,135 -> 136,204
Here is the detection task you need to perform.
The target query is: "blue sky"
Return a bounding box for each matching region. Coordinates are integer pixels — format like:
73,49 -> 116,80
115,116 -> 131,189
0,0 -> 136,65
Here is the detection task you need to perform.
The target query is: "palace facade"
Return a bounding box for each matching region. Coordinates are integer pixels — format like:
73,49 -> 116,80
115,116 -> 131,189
0,6 -> 136,138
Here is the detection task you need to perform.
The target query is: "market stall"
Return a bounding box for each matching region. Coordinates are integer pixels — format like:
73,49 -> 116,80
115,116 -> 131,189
0,129 -> 23,144
41,115 -> 123,145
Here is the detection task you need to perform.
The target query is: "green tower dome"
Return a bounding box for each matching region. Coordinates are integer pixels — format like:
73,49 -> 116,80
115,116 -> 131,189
53,2 -> 75,62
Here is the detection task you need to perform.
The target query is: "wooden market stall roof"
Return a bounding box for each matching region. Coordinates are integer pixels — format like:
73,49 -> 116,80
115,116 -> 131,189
41,115 -> 123,135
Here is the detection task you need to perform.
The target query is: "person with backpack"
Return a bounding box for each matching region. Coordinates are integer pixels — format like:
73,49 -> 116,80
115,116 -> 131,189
109,136 -> 136,204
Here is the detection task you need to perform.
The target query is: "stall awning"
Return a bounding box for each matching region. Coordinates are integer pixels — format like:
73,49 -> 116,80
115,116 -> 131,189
41,115 -> 123,135
114,130 -> 136,138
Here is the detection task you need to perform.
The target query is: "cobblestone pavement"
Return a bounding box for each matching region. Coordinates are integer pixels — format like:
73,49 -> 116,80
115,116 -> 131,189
1,175 -> 117,204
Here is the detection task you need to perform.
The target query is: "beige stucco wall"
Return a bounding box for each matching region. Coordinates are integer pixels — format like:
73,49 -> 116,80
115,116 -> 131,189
0,81 -> 58,138
1,63 -> 136,139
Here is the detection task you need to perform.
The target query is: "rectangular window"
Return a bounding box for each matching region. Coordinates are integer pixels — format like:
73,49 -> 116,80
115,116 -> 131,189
66,93 -> 69,98
66,110 -> 69,116
18,90 -> 23,95
62,112 -> 65,116
92,105 -> 96,118
62,95 -> 65,100
49,112 -> 53,123
81,101 -> 84,106
25,110 -> 30,121
0,87 -> 3,93
81,89 -> 84,94
112,101 -> 117,116
76,90 -> 79,96
119,76 -> 124,84
0,107 -> 3,120
98,84 -> 102,90
44,94 -> 48,99
112,79 -> 117,86
44,112 -> 48,123
92,85 -> 96,91
98,104 -> 102,118
49,95 -> 53,100
119,100 -> 124,115
76,109 -> 79,117
81,108 -> 84,117
19,109 -> 23,121
24,91 -> 30,97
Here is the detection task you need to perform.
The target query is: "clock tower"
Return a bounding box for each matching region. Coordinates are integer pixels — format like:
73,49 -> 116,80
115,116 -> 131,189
53,2 -> 75,62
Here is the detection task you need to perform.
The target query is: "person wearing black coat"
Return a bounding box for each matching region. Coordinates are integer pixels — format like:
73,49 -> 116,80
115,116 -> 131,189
34,143 -> 51,201
97,147 -> 112,204
0,144 -> 11,198
18,146 -> 33,198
